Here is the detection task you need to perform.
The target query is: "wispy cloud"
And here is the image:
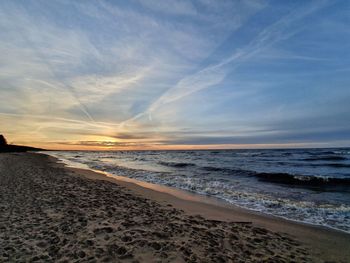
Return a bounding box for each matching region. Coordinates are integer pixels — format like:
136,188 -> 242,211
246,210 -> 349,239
136,0 -> 197,16
128,0 -> 331,123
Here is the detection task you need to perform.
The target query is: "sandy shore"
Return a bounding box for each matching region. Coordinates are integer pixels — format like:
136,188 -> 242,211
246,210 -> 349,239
0,153 -> 349,262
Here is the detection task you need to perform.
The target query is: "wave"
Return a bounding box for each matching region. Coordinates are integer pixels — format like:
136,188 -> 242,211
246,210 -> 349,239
99,155 -> 117,159
201,166 -> 252,176
303,163 -> 350,168
254,172 -> 350,188
314,151 -> 338,155
201,165 -> 350,189
303,156 -> 347,161
324,163 -> 350,168
158,161 -> 196,168
332,150 -> 350,155
202,166 -> 229,172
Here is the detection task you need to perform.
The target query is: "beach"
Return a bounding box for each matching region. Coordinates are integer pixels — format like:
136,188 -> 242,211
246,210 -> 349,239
0,153 -> 349,262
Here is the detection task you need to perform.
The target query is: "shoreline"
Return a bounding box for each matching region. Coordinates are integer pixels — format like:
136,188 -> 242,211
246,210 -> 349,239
1,152 -> 349,262
52,154 -> 349,231
46,150 -> 350,235
51,154 -> 350,262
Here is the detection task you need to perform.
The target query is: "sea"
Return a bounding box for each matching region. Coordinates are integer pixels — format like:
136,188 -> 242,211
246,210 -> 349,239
46,148 -> 350,233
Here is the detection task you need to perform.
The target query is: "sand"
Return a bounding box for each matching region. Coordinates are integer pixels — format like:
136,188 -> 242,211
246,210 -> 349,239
0,153 -> 349,262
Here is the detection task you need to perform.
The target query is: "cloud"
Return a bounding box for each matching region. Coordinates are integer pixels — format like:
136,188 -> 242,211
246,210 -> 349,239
120,0 -> 332,127
136,0 -> 197,16
56,140 -> 159,148
1,0 -> 349,149
70,69 -> 151,105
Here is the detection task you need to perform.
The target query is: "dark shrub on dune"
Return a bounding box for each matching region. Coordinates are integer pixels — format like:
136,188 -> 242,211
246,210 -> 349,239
0,134 -> 44,152
0,135 -> 7,146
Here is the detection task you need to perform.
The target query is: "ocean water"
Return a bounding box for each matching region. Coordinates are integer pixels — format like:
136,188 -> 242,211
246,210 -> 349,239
46,148 -> 350,233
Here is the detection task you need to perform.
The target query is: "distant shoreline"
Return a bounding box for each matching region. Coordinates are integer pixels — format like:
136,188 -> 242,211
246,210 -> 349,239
0,144 -> 44,153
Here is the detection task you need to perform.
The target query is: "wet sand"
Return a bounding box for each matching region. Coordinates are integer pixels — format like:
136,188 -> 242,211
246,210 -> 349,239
73,166 -> 350,262
0,153 -> 349,262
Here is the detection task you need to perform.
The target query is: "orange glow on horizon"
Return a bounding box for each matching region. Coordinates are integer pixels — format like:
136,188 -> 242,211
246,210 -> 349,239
19,141 -> 329,151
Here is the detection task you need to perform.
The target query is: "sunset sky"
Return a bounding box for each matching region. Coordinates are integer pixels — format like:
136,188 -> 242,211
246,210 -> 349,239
1,0 -> 350,150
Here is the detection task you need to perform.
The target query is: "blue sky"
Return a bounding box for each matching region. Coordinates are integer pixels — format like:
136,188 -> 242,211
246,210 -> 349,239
0,0 -> 349,149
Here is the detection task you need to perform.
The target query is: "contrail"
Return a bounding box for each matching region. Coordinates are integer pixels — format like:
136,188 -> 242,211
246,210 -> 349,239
27,78 -> 95,123
118,0 -> 331,128
12,7 -> 96,123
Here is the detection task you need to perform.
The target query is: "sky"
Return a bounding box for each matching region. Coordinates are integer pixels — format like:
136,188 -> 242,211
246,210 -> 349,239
0,0 -> 350,150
